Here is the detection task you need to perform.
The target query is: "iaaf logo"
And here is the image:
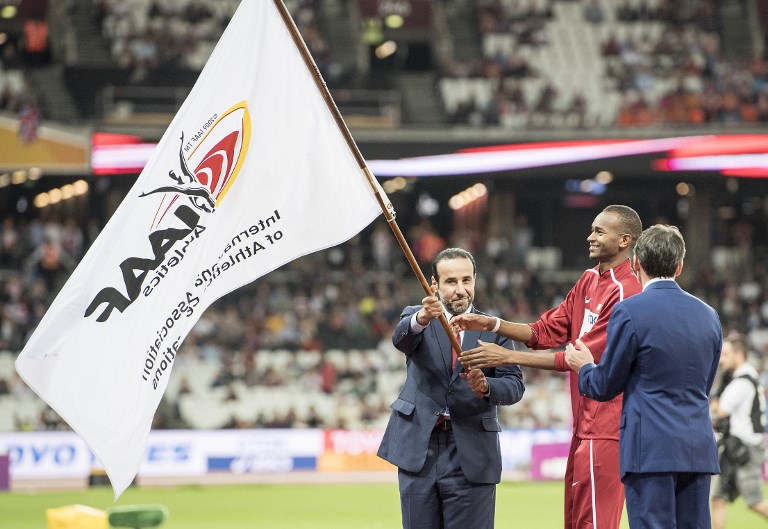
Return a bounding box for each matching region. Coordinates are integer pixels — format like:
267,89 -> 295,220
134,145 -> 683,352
143,102 -> 251,228
84,102 -> 251,322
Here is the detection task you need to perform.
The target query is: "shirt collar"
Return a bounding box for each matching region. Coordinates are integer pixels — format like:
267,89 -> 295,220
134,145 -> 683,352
734,363 -> 757,378
445,305 -> 473,320
598,258 -> 633,277
642,277 -> 675,291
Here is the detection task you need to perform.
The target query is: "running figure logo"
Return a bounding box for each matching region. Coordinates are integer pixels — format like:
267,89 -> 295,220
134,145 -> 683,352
140,132 -> 217,213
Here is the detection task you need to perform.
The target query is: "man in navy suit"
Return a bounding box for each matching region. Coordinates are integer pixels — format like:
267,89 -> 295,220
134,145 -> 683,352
565,225 -> 721,529
377,247 -> 525,529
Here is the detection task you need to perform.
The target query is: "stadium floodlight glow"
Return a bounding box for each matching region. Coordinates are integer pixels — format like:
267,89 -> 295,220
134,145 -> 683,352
73,180 -> 89,195
28,167 -> 42,180
33,193 -> 50,208
375,40 -> 397,59
675,182 -> 693,196
385,14 -> 404,28
11,170 -> 26,185
448,195 -> 465,210
595,171 -> 613,184
382,176 -> 408,194
61,184 -> 75,200
0,6 -> 16,19
48,188 -> 62,204
450,182 -> 488,211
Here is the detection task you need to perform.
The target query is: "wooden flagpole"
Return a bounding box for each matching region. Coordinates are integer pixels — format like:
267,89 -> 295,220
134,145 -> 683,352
272,0 -> 463,355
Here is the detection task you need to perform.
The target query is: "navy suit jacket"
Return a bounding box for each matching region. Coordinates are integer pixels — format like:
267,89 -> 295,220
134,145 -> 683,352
377,305 -> 525,484
578,280 -> 722,479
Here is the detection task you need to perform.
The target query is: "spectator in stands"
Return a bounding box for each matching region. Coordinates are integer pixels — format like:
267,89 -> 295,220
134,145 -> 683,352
319,353 -> 337,394
411,220 -> 446,267
0,216 -> 22,268
564,90 -> 588,128
97,0 -> 329,80
505,51 -> 534,79
504,79 -> 528,112
617,0 -> 639,22
601,32 -> 621,57
25,236 -> 74,295
371,222 -> 394,271
528,80 -> 559,127
17,96 -> 41,144
305,405 -> 323,428
583,0 -> 605,23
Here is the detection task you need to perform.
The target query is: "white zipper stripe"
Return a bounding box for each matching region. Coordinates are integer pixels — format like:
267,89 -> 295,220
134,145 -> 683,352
590,439 -> 598,528
609,268 -> 624,301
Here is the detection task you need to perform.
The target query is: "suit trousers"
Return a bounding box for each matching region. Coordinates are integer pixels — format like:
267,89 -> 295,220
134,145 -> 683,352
624,471 -> 711,529
398,428 -> 496,529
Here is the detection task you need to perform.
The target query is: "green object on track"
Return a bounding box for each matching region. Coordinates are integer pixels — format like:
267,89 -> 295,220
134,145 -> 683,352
107,504 -> 169,528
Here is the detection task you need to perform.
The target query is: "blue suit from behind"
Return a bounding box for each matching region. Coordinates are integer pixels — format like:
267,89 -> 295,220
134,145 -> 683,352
577,280 -> 722,528
378,305 -> 524,528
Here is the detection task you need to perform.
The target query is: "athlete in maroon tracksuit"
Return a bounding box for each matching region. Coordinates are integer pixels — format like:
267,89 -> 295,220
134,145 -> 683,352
454,205 -> 642,529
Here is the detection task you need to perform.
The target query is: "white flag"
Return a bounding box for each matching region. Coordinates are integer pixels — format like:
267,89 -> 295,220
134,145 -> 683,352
15,0 -> 386,498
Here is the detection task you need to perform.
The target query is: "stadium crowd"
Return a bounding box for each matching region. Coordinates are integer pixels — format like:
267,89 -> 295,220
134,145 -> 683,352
439,0 -> 768,128
2,0 -> 765,131
1,0 -> 767,435
93,0 -> 335,79
605,0 -> 768,127
1,208 -> 767,433
0,38 -> 41,138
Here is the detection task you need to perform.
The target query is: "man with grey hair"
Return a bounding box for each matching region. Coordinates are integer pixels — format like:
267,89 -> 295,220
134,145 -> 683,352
565,225 -> 722,529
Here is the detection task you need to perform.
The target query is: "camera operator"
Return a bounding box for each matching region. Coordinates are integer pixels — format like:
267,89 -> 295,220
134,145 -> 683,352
711,333 -> 768,528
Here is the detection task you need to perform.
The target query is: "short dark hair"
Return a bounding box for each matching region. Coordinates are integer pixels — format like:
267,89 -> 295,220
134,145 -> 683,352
724,333 -> 748,357
634,224 -> 686,278
603,205 -> 642,247
432,247 -> 476,282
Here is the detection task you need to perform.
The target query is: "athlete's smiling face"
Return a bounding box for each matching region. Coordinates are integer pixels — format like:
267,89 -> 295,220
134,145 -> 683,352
587,211 -> 625,264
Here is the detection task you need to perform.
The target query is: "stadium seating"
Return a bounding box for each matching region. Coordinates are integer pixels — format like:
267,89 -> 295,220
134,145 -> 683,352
1,0 -> 767,435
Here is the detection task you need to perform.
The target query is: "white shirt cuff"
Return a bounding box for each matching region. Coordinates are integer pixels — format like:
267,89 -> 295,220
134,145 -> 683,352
410,312 -> 427,333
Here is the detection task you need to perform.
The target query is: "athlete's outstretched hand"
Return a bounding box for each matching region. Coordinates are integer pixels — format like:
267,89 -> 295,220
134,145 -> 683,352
450,313 -> 493,333
459,340 -> 514,369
